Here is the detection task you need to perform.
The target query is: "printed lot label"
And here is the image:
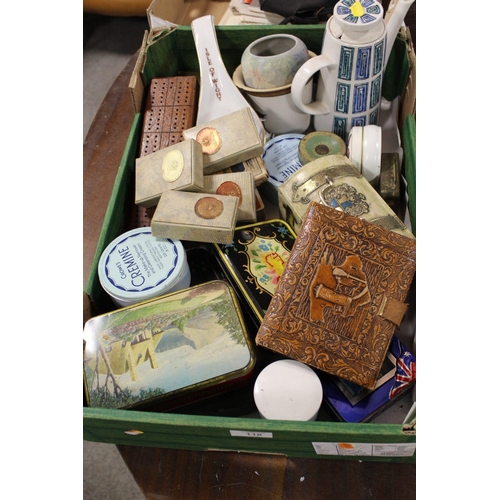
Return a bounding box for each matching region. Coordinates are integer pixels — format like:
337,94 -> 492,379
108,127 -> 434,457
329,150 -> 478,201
312,442 -> 416,457
230,430 -> 273,439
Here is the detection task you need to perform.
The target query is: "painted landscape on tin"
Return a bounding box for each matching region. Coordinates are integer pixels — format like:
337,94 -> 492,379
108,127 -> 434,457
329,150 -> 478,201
84,281 -> 251,409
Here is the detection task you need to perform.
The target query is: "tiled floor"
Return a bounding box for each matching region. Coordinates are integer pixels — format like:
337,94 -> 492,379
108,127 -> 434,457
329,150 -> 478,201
83,13 -> 149,500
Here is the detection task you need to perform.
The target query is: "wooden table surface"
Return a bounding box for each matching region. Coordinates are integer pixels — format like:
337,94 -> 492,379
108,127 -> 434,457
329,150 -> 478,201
83,5 -> 416,498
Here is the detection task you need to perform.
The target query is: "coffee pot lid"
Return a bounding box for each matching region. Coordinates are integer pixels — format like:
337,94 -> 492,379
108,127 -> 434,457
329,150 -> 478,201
333,0 -> 384,41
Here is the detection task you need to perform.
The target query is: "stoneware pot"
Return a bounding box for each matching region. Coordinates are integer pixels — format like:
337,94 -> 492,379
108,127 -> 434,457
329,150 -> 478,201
241,34 -> 309,90
233,54 -> 315,135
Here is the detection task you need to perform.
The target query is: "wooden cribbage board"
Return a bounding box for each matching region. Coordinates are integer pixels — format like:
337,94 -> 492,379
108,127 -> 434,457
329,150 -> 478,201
130,76 -> 199,229
139,76 -> 199,156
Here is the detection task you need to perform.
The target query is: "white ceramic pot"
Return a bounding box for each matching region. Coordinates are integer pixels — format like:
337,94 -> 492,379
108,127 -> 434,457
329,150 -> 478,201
253,359 -> 323,421
347,124 -> 382,187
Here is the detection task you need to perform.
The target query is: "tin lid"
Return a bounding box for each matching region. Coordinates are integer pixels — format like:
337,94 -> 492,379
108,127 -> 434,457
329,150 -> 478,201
298,131 -> 346,165
98,227 -> 188,305
262,134 -> 304,190
253,359 -> 323,421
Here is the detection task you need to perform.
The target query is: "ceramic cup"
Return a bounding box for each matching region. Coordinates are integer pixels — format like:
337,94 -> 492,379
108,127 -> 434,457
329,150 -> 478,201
241,34 -> 310,90
233,53 -> 315,135
347,124 -> 382,187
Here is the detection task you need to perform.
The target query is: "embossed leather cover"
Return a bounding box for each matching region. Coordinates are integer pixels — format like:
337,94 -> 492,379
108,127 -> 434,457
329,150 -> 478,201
255,202 -> 416,389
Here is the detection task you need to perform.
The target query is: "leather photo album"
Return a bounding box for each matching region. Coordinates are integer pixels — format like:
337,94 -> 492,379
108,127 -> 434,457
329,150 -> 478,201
255,201 -> 416,389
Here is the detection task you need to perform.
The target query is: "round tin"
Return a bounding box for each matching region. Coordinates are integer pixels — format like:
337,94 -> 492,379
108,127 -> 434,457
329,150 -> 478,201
253,359 -> 323,421
347,125 -> 382,187
298,131 -> 346,165
261,134 -> 304,204
98,227 -> 191,307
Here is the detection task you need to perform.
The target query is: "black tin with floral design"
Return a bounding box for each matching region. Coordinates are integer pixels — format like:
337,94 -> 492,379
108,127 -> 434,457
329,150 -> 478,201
213,219 -> 296,327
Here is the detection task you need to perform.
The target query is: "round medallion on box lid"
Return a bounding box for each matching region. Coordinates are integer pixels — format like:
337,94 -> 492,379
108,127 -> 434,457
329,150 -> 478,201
298,131 -> 346,166
98,227 -> 191,308
253,359 -> 323,421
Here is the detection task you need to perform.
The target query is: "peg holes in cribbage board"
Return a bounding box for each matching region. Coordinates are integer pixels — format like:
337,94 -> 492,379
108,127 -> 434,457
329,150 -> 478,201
139,77 -> 199,158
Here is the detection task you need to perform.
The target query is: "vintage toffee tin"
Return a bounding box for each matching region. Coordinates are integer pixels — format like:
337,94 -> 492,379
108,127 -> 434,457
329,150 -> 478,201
83,280 -> 257,411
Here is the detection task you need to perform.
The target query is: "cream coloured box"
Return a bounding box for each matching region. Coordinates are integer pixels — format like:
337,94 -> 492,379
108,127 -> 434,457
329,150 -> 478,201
204,171 -> 256,222
135,139 -> 204,208
182,108 -> 264,175
151,190 -> 239,244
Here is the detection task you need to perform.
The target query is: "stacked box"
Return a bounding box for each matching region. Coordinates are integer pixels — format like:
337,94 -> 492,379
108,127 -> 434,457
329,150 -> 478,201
135,139 -> 204,208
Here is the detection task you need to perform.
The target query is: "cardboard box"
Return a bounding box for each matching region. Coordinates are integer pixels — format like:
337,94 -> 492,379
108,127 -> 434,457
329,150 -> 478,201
182,108 -> 264,174
204,171 -> 256,222
135,138 -> 204,207
151,190 -> 239,244
84,14 -> 416,462
219,156 -> 269,187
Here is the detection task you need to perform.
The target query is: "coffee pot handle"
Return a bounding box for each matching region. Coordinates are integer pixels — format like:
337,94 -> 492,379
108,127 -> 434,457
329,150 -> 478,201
291,54 -> 336,115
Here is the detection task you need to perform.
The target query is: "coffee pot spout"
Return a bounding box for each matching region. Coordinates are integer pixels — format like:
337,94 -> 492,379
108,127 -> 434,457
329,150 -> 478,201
384,0 -> 415,68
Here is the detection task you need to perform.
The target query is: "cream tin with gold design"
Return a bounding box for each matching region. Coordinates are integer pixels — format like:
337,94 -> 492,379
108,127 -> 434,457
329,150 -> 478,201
151,190 -> 239,244
204,171 -> 256,223
182,108 -> 264,175
277,155 -> 414,238
135,139 -> 204,208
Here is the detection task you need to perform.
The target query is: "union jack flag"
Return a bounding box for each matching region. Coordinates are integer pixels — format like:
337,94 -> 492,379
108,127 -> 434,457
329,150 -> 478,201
389,349 -> 416,399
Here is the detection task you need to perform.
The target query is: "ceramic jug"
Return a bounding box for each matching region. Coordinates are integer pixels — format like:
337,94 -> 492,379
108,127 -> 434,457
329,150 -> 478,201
291,0 -> 415,141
